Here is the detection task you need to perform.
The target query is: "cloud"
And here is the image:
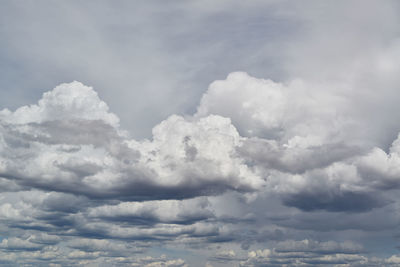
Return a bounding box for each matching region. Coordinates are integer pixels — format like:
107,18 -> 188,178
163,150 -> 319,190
0,237 -> 44,251
0,81 -> 263,202
2,71 -> 400,262
196,72 -> 351,143
0,245 -> 188,267
0,81 -> 119,127
67,238 -> 142,256
88,198 -> 214,225
231,240 -> 400,267
2,80 -> 400,264
0,0 -> 295,139
193,71 -> 400,215
132,255 -> 188,267
210,250 -> 239,262
207,239 -> 400,266
2,1 -> 400,266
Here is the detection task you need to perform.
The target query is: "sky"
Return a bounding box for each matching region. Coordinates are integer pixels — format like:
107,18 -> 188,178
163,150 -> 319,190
1,0 -> 400,266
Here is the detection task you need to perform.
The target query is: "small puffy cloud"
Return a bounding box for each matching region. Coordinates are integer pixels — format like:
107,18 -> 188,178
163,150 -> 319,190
132,255 -> 188,267
211,250 -> 238,262
0,81 -> 119,127
196,72 -> 288,139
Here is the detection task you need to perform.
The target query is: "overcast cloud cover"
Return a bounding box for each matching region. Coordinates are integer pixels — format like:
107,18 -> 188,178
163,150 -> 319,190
1,0 -> 400,266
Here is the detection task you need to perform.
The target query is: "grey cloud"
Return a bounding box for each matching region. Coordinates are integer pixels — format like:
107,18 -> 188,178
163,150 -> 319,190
132,255 -> 188,267
203,226 -> 285,251
0,246 -> 187,267
273,239 -> 363,255
0,178 -> 24,193
88,198 -> 214,225
206,239 -> 388,267
66,238 -> 142,257
239,137 -> 362,174
235,240 -> 400,267
239,251 -> 400,267
28,233 -> 61,246
40,193 -> 93,214
269,200 -> 400,232
0,237 -> 44,252
282,190 -> 385,212
210,250 -> 244,263
0,190 -> 221,250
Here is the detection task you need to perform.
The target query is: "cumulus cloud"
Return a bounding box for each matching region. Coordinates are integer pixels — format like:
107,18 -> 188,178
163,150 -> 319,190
2,1 -> 400,266
1,72 -> 393,214
196,72 -> 354,145
0,81 -> 263,202
0,81 -> 119,127
2,69 -> 400,265
194,71 -> 400,216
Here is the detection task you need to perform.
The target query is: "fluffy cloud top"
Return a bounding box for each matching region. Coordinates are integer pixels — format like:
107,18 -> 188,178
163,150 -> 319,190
2,71 -> 400,211
0,82 -> 119,127
2,72 -> 400,266
2,1 -> 400,266
0,81 -> 263,201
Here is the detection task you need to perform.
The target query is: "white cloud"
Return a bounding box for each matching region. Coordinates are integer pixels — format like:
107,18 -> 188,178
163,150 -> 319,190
1,1 -> 400,266
0,82 -> 263,201
196,72 -> 353,145
0,81 -> 119,127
